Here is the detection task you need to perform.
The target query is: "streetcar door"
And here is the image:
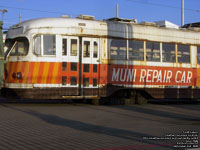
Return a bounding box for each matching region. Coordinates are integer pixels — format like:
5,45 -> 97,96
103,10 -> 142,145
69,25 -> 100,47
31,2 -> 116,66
61,36 -> 79,95
81,37 -> 100,96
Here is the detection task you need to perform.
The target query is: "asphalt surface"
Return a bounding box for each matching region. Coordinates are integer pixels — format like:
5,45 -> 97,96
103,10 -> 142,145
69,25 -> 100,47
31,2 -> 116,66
0,98 -> 199,150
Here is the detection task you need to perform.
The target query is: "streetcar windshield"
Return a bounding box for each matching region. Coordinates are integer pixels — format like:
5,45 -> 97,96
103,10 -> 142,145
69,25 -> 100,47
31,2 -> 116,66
5,37 -> 29,57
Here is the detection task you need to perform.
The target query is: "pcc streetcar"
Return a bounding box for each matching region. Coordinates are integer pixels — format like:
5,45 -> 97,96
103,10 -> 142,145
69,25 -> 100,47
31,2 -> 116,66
2,15 -> 200,104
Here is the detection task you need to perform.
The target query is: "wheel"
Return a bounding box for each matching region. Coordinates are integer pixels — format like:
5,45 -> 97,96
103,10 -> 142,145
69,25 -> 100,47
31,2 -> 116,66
135,92 -> 148,105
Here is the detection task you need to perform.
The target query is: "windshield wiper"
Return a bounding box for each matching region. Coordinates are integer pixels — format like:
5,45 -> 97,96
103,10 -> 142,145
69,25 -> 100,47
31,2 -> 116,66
5,41 -> 17,59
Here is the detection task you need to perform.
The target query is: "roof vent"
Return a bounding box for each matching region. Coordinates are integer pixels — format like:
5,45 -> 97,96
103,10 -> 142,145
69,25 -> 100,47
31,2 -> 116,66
105,17 -> 137,23
61,15 -> 70,18
154,20 -> 179,29
140,22 -> 157,27
181,22 -> 200,31
182,22 -> 200,28
77,15 -> 95,20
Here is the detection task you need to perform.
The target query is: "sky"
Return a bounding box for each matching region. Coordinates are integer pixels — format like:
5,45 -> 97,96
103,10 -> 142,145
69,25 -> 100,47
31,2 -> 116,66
0,0 -> 199,30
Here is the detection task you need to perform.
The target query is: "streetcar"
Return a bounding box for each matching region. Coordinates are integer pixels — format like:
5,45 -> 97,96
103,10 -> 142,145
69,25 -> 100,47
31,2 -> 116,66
1,15 -> 200,104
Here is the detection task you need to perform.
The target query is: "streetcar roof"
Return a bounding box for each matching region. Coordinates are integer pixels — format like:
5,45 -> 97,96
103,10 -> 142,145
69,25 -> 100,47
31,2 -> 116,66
6,17 -> 200,45
10,17 -> 104,31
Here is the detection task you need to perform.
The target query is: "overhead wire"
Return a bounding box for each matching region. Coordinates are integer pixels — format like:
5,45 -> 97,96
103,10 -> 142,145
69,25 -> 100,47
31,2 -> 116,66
122,0 -> 200,13
0,5 -> 67,15
0,0 -> 199,18
0,0 -> 199,29
0,4 -> 78,30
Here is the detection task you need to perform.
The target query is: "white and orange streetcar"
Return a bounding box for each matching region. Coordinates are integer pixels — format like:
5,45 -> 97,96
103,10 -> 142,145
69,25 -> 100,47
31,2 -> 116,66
2,15 -> 200,103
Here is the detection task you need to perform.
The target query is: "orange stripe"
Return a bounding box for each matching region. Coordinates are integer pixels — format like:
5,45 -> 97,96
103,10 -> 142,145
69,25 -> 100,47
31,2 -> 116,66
42,62 -> 50,84
13,62 -> 18,73
6,62 -> 101,85
9,62 -> 18,82
37,62 -> 44,84
27,62 -> 34,83
7,62 -> 13,82
19,62 -> 26,83
32,62 -> 40,84
6,63 -> 11,82
51,62 -> 59,84
42,62 -> 50,83
22,62 -> 30,83
57,63 -> 62,84
16,62 -> 22,83
47,63 -> 54,84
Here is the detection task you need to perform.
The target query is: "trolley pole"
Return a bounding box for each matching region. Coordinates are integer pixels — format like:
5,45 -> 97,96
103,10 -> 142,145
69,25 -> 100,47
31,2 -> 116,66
19,13 -> 22,23
116,3 -> 119,18
181,0 -> 184,26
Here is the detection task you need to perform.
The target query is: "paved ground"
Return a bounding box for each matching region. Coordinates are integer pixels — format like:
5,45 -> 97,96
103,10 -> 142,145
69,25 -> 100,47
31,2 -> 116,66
0,98 -> 199,150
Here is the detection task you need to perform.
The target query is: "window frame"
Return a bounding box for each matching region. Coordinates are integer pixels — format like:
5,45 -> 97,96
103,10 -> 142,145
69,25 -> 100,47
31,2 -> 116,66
62,38 -> 67,56
128,39 -> 144,61
83,40 -> 91,58
162,42 -> 176,63
93,41 -> 98,58
6,37 -> 29,57
70,76 -> 77,86
146,41 -> 160,62
197,46 -> 200,64
177,44 -> 190,64
70,38 -> 78,57
33,34 -> 56,57
110,39 -> 127,60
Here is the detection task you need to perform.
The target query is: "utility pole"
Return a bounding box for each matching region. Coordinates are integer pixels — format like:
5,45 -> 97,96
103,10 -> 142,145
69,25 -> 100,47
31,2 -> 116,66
181,0 -> 184,26
0,9 -> 7,22
0,9 -> 7,87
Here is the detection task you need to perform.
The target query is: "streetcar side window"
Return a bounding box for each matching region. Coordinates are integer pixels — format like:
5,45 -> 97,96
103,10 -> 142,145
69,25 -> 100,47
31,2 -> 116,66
62,38 -> 67,56
128,40 -> 144,61
33,34 -> 56,56
33,35 -> 41,55
43,35 -> 56,55
93,41 -> 98,58
71,39 -> 78,56
162,43 -> 176,63
83,64 -> 90,72
83,78 -> 89,87
93,64 -> 97,73
71,63 -> 77,71
70,77 -> 77,86
177,44 -> 190,63
62,76 -> 67,85
110,39 -> 127,60
93,78 -> 97,87
197,46 -> 200,64
83,41 -> 90,57
146,41 -> 160,62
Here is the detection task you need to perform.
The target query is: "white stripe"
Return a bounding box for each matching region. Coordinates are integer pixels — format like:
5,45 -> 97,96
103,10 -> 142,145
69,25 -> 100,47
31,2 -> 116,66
5,83 -> 197,89
6,83 -> 99,88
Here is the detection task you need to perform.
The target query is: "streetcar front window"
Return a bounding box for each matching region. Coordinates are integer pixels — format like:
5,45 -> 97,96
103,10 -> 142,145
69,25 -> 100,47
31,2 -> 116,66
5,37 -> 29,57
